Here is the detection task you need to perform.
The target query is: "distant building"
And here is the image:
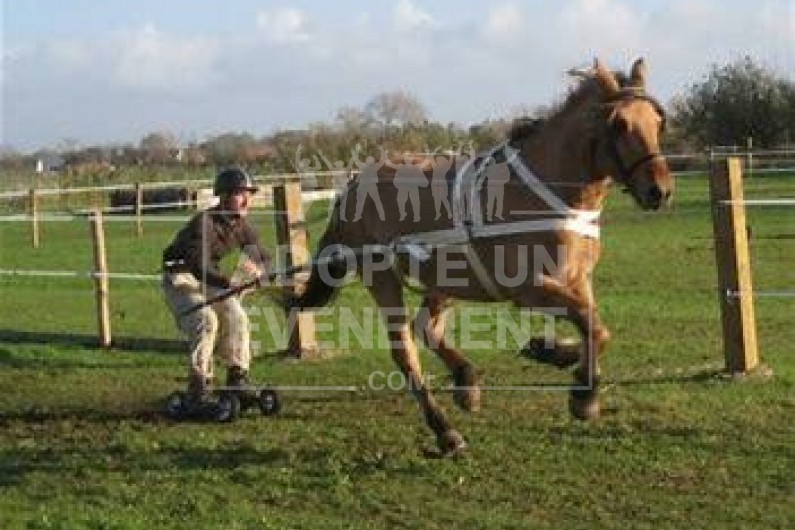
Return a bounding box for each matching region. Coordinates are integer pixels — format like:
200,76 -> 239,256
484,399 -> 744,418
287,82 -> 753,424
35,152 -> 65,173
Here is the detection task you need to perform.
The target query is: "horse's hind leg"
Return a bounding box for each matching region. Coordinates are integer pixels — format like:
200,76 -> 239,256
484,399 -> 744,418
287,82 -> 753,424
367,274 -> 466,455
413,293 -> 481,412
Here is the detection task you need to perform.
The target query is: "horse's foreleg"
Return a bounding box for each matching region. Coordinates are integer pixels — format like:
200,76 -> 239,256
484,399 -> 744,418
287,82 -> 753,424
413,293 -> 481,412
522,277 -> 611,420
567,308 -> 610,420
369,277 -> 466,454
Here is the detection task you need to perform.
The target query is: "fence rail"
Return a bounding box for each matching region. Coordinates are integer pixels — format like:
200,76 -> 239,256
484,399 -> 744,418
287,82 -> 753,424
0,170 -> 351,199
0,183 -> 319,355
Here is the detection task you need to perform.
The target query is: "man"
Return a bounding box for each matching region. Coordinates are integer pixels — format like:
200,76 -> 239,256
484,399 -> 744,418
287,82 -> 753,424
161,167 -> 271,415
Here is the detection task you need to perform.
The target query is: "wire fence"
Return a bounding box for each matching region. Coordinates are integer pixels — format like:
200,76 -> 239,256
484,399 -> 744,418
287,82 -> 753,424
0,155 -> 792,363
0,179 -> 326,354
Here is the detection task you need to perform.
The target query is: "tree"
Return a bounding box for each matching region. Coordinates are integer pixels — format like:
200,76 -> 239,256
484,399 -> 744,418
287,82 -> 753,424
671,57 -> 795,149
335,106 -> 370,134
202,132 -> 259,167
139,131 -> 178,165
365,91 -> 428,139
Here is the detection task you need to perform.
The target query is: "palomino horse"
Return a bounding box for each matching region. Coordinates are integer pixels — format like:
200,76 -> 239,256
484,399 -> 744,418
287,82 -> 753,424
291,58 -> 673,455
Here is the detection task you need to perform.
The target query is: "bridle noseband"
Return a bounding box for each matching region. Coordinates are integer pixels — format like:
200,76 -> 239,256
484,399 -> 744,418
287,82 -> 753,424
598,92 -> 666,186
606,140 -> 664,185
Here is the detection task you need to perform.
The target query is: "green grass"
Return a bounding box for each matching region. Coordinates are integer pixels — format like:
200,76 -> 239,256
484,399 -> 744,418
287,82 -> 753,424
0,176 -> 793,529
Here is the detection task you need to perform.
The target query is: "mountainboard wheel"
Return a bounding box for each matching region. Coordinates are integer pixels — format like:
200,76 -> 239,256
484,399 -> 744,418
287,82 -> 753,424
165,391 -> 188,420
215,393 -> 241,422
258,388 -> 281,416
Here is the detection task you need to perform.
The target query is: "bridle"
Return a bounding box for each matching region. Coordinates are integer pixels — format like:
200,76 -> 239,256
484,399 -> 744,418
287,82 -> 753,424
596,92 -> 667,186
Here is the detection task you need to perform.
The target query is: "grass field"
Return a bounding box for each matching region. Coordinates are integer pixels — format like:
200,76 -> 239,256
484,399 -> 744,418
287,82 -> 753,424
0,174 -> 793,529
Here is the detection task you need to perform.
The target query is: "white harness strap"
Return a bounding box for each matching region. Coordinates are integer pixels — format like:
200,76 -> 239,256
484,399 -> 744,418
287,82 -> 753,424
454,149 -> 503,298
397,143 -> 601,298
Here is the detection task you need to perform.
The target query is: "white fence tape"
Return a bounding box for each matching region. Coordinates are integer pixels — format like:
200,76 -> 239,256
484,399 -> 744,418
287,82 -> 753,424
720,198 -> 795,206
0,269 -> 159,281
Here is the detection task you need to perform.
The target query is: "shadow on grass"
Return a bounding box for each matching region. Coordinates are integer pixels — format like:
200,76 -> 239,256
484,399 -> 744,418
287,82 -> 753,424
0,390 -> 396,428
0,405 -> 172,424
0,445 -> 292,487
606,368 -> 728,387
0,329 -> 184,353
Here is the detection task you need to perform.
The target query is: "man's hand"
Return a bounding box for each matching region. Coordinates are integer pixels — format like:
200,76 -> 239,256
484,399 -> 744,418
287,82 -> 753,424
253,271 -> 272,289
242,259 -> 262,277
230,274 -> 264,298
230,259 -> 270,296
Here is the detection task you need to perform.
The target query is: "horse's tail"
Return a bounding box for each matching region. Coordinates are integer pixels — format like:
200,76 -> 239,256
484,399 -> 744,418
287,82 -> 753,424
289,193 -> 348,310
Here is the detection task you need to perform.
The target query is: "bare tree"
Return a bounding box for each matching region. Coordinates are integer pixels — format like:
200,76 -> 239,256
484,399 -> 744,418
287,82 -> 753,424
202,132 -> 258,166
334,105 -> 370,134
139,131 -> 178,165
365,91 -> 428,139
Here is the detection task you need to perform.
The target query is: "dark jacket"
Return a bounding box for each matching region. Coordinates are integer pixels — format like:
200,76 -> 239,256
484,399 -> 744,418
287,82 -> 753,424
162,207 -> 271,288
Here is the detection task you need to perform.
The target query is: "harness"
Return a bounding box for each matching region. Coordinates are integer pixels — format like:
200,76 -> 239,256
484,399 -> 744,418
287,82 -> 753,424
395,143 -> 601,299
393,91 -> 666,298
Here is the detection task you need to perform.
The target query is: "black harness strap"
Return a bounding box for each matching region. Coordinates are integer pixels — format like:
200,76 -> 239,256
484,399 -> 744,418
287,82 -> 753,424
606,140 -> 664,184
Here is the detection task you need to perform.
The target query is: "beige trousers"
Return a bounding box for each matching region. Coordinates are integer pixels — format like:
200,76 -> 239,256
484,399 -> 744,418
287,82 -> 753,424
162,272 -> 251,383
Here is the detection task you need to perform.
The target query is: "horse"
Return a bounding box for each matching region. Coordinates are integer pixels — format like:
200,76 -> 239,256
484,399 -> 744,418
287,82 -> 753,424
290,58 -> 673,455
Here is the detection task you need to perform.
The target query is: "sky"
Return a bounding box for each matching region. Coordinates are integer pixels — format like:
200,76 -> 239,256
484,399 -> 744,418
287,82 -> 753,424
1,0 -> 793,152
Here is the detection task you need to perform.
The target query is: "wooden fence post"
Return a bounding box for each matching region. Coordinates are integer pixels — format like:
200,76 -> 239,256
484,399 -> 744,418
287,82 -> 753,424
90,210 -> 112,348
709,158 -> 759,373
29,188 -> 40,248
135,182 -> 144,237
273,182 -> 317,358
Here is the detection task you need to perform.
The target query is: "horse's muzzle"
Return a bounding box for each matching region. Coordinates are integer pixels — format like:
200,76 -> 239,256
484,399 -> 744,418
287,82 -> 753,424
639,159 -> 674,210
646,183 -> 672,210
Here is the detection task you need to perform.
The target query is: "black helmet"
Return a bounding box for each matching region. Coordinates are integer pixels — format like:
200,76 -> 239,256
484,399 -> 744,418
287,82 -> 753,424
213,167 -> 258,196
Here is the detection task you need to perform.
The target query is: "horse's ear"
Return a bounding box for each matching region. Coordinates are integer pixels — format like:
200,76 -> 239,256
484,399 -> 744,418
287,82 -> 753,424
593,58 -> 620,97
630,58 -> 646,88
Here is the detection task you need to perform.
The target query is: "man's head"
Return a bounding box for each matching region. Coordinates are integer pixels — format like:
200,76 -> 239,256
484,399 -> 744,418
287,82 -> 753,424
214,168 -> 258,216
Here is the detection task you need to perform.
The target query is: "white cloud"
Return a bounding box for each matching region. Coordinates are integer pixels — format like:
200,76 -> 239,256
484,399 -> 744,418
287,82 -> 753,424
113,24 -> 220,91
754,2 -> 794,56
256,8 -> 312,43
3,1 -> 792,151
394,0 -> 435,32
642,0 -> 793,94
558,0 -> 641,60
482,4 -> 525,46
45,40 -> 92,70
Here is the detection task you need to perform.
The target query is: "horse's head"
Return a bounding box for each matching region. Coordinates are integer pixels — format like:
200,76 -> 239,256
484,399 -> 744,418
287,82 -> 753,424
593,58 -> 673,210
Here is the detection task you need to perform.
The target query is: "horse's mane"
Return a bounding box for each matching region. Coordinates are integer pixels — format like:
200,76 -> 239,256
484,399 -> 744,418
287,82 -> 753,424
508,70 -> 644,145
508,117 -> 546,146
556,71 -> 643,115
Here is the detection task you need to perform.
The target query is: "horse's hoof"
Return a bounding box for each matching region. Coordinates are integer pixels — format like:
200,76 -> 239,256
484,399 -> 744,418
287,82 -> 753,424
522,337 -> 580,369
569,393 -> 600,420
453,365 -> 481,412
453,385 -> 481,412
438,429 -> 468,456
